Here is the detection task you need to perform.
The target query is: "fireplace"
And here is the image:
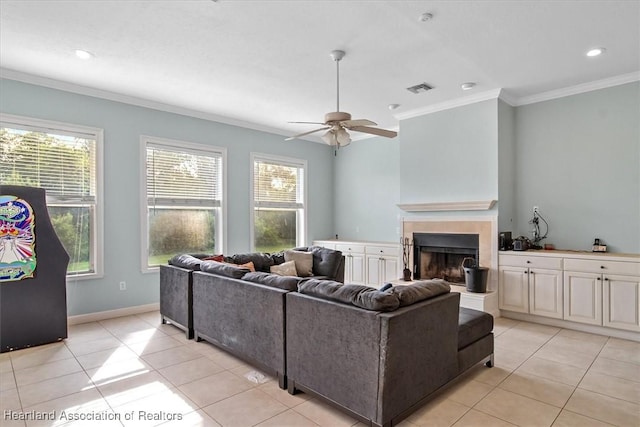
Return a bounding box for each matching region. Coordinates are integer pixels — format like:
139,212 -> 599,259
413,233 -> 479,284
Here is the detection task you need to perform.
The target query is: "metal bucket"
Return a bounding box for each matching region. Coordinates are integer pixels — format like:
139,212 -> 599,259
461,257 -> 488,293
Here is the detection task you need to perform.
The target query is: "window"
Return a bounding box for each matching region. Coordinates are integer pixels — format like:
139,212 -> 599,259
142,137 -> 225,270
0,114 -> 103,278
251,153 -> 306,253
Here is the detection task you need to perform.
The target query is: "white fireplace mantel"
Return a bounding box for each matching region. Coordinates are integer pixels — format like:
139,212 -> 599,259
397,200 -> 496,212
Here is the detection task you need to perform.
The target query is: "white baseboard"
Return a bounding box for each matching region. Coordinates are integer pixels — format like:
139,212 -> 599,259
68,303 -> 160,325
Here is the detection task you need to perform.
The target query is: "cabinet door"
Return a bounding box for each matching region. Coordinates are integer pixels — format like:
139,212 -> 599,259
529,268 -> 563,319
382,256 -> 399,283
366,256 -> 383,287
603,275 -> 640,332
499,266 -> 529,313
350,253 -> 366,285
563,271 -> 602,325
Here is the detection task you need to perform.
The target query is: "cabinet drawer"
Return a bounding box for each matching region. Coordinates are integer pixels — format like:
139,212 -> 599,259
366,245 -> 399,256
564,258 -> 640,276
499,254 -> 562,270
336,243 -> 365,254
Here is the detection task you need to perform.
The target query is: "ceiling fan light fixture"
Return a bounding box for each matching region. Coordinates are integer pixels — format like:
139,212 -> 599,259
336,128 -> 351,147
461,82 -> 476,91
321,130 -> 337,146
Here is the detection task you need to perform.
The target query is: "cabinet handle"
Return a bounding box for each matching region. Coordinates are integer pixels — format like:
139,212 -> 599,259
526,260 -> 531,264
597,277 -> 601,281
600,266 -> 605,269
604,277 -> 609,281
530,271 -> 534,275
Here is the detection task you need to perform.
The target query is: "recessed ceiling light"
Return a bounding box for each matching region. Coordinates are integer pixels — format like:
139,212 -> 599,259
419,12 -> 433,22
586,47 -> 605,57
461,82 -> 476,91
388,104 -> 400,110
75,49 -> 94,59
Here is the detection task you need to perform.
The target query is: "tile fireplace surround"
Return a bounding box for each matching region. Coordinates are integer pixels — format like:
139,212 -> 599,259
401,215 -> 499,314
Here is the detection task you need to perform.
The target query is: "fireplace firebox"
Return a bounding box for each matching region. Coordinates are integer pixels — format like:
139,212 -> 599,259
413,233 -> 479,284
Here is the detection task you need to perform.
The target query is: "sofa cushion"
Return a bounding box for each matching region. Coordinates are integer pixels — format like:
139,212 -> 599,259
203,254 -> 225,262
199,260 -> 251,279
294,246 -> 343,279
298,279 -> 400,312
392,279 -> 451,307
458,307 -> 494,350
270,251 -> 285,265
168,254 -> 203,270
225,252 -> 274,272
285,250 -> 314,277
243,271 -> 300,291
270,260 -> 298,276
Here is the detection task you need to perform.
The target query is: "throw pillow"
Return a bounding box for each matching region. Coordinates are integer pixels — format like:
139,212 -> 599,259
270,260 -> 298,276
392,279 -> 451,307
236,261 -> 256,272
284,250 -> 314,277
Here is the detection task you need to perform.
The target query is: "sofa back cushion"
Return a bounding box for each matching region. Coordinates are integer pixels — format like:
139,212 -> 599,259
298,279 -> 400,312
225,252 -> 274,272
168,254 -> 203,270
199,260 -> 251,279
294,246 -> 343,279
243,271 -> 300,291
392,279 -> 451,307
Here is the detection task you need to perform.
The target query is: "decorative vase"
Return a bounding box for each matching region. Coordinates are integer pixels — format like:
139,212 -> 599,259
402,268 -> 412,281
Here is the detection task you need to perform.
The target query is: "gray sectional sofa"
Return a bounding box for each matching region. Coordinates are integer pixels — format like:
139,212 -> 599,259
159,248 -> 494,427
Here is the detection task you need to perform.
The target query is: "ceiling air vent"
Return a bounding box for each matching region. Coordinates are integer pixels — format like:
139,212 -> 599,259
406,83 -> 434,94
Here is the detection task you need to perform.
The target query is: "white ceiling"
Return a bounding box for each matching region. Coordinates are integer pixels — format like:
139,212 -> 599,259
1,0 -> 638,142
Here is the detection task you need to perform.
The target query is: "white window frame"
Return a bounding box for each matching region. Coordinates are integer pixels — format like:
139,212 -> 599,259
140,136 -> 226,272
250,152 -> 307,251
0,113 -> 104,280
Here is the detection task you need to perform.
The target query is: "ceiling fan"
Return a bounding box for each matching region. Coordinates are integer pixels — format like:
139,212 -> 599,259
285,50 -> 398,147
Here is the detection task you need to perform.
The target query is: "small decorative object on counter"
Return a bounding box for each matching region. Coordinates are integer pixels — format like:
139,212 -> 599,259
592,238 -> 607,253
400,236 -> 413,281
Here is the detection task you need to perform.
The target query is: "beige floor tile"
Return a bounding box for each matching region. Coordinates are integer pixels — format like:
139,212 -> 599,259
406,396 -> 469,427
18,371 -> 94,408
66,322 -> 113,343
293,398 -> 359,427
125,335 -> 183,356
21,388 -> 112,427
155,322 -> 187,337
495,332 -> 548,355
113,387 -> 198,427
499,371 -> 574,407
258,380 -> 312,408
157,409 -> 222,427
99,315 -> 152,332
229,364 -> 275,387
10,343 -> 74,371
111,327 -> 170,346
0,357 -> 14,373
14,357 -> 83,387
203,388 -> 288,427
158,356 -> 225,386
1,370 -> 16,391
178,370 -> 253,407
511,322 -> 561,337
141,346 -> 201,370
543,335 -> 606,358
0,417 -> 26,427
564,388 -> 640,426
65,336 -> 123,357
86,357 -> 154,385
442,379 -> 494,407
599,343 -> 640,365
534,342 -> 598,370
556,329 -> 609,344
464,364 -> 511,386
255,408 -> 319,426
75,346 -> 140,370
492,317 -> 521,336
606,337 -> 640,351
494,344 -> 533,370
517,356 -> 587,387
578,370 -> 640,404
552,410 -> 615,427
474,388 -> 560,427
0,387 -> 22,411
589,356 -> 640,383
97,370 -> 174,408
136,311 -> 163,326
452,408 -> 516,426
202,347 -> 248,370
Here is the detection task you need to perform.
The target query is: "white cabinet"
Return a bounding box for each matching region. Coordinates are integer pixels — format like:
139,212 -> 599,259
336,243 -> 366,285
563,271 -> 602,325
366,255 -> 399,288
603,275 -> 640,332
498,254 -> 563,318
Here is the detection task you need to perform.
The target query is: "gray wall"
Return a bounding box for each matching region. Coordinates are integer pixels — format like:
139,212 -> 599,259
514,82 -> 639,252
0,78 -> 336,315
498,99 -> 516,232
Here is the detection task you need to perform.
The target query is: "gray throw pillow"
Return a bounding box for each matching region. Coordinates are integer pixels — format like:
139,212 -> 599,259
392,279 -> 451,307
284,250 -> 314,277
199,260 -> 250,279
298,279 -> 400,312
168,254 -> 203,270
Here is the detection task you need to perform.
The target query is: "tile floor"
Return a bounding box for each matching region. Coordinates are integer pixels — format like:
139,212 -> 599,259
0,312 -> 638,427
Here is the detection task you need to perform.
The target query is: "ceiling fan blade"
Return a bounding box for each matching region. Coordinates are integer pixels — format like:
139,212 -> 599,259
349,126 -> 398,138
341,119 -> 377,127
285,127 -> 330,141
288,121 -> 327,125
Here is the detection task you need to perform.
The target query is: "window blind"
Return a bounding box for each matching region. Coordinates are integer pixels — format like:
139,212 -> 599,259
253,159 -> 303,209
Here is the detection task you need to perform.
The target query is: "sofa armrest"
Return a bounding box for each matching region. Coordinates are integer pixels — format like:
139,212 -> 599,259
159,264 -> 193,336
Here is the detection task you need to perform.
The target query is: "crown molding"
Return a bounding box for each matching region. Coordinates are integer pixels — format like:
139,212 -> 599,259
394,89 -> 502,120
514,72 -> 640,106
397,200 -> 497,212
0,68 -> 295,140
